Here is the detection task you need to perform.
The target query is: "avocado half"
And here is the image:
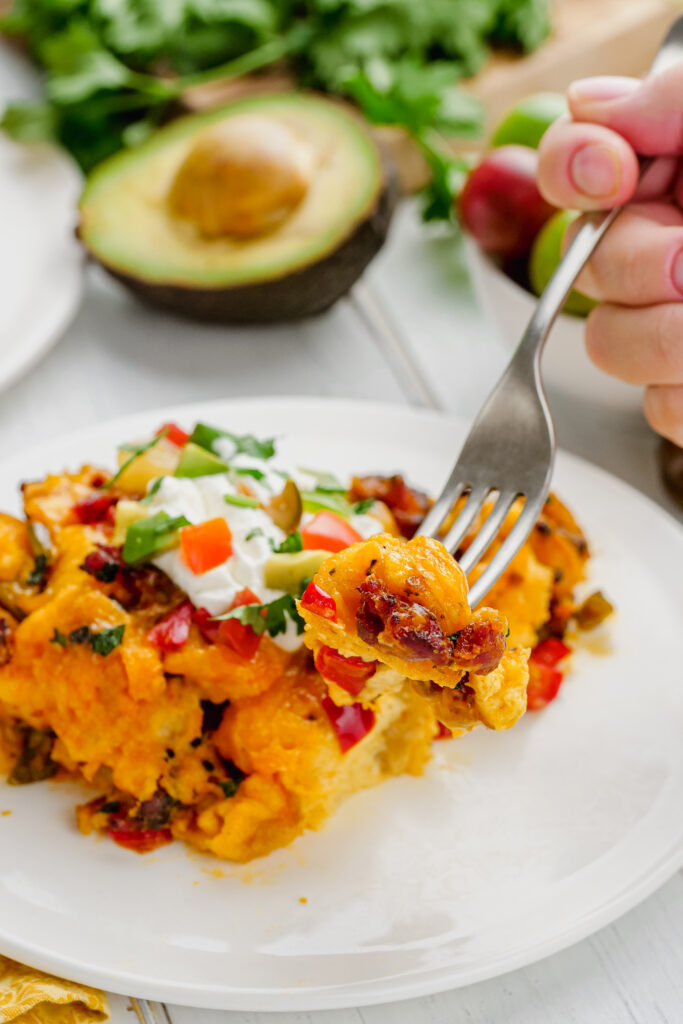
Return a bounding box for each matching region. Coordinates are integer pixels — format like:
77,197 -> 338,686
78,93 -> 397,323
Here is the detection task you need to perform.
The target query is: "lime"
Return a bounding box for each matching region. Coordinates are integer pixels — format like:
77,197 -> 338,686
491,92 -> 567,150
529,210 -> 597,317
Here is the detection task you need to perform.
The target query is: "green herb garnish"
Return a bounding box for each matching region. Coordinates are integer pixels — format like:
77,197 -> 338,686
122,511 -> 190,564
214,594 -> 304,638
245,527 -> 265,542
224,493 -> 260,509
101,800 -> 121,815
271,531 -> 303,554
27,554 -> 48,587
190,423 -> 275,461
50,624 -> 125,656
103,431 -> 166,491
90,624 -> 126,656
353,499 -> 376,515
220,779 -> 239,799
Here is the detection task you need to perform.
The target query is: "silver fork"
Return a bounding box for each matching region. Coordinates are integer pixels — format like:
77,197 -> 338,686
418,13 -> 683,609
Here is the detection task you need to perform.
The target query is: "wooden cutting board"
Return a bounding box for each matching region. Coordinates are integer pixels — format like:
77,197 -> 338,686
183,0 -> 679,192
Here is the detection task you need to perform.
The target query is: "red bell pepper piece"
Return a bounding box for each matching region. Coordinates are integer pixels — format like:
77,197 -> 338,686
148,600 -> 193,652
192,606 -> 221,644
301,511 -> 363,553
322,696 -> 375,753
526,663 -> 564,711
530,637 -> 571,667
315,646 -> 377,696
300,581 -> 337,620
73,494 -> 119,524
180,518 -> 233,575
217,588 -> 262,660
107,824 -> 173,854
435,721 -> 453,740
156,422 -> 190,447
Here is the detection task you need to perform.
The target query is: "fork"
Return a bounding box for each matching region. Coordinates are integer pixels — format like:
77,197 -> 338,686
418,13 -> 683,609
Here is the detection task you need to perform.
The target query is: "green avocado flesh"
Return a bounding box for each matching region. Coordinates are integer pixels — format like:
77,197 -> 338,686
78,94 -> 393,322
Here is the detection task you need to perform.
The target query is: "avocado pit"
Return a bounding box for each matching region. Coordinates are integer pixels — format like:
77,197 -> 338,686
168,114 -> 312,239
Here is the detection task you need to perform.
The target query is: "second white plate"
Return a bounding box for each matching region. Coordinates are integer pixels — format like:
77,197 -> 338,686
0,46 -> 84,392
0,398 -> 681,1012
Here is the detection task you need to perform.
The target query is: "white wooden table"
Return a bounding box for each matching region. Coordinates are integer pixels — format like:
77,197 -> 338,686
1,201 -> 681,1023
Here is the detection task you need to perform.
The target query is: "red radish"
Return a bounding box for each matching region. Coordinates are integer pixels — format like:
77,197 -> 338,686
460,145 -> 554,256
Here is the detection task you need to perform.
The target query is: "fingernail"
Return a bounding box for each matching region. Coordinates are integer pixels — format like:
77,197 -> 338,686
671,249 -> 683,296
570,144 -> 621,198
569,76 -> 640,105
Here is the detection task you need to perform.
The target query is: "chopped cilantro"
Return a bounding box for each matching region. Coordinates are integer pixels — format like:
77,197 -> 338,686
90,624 -> 125,656
234,466 -> 269,485
245,527 -> 265,542
214,594 -> 304,638
122,511 -> 190,565
27,554 -> 48,587
271,531 -> 303,554
224,493 -> 259,509
449,630 -> 462,644
220,779 -> 239,799
353,499 -> 376,515
50,624 -> 125,656
102,431 -> 167,491
190,423 -> 275,461
101,800 -> 121,815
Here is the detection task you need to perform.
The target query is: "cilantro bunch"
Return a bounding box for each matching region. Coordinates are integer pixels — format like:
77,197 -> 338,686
0,0 -> 550,220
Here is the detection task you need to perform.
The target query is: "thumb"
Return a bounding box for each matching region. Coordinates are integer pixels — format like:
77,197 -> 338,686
568,66 -> 683,155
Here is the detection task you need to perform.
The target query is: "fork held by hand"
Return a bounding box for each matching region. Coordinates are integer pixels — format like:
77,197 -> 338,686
418,14 -> 683,609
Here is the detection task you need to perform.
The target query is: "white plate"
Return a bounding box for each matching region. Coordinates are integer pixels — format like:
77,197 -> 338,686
0,45 -> 84,392
0,397 -> 681,1012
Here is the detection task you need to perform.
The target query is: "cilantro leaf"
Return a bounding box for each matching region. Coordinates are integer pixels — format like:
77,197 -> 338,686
190,423 -> 275,460
353,498 -> 376,515
214,594 -> 304,637
50,628 -> 68,648
0,101 -> 58,144
271,531 -> 303,554
122,511 -> 190,564
90,624 -> 126,656
27,554 -> 49,587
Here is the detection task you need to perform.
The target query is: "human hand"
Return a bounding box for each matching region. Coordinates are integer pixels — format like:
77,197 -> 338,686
537,68 -> 683,443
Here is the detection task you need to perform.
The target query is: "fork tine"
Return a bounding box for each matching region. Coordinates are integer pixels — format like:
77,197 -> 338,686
466,496 -> 542,608
441,484 -> 491,554
418,478 -> 470,538
457,490 -> 520,575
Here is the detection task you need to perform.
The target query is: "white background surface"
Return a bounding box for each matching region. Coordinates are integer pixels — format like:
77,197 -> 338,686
0,193 -> 682,1020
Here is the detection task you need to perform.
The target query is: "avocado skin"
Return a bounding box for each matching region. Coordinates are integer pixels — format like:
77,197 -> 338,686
98,172 -> 397,324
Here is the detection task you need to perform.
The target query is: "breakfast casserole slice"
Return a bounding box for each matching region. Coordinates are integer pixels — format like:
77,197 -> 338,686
0,421 -> 609,863
298,533 -> 529,735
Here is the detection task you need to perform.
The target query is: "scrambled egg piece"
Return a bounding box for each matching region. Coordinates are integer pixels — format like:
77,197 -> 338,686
299,534 -> 528,735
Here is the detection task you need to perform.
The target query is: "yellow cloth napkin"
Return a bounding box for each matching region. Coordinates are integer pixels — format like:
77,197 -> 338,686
0,957 -> 109,1024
